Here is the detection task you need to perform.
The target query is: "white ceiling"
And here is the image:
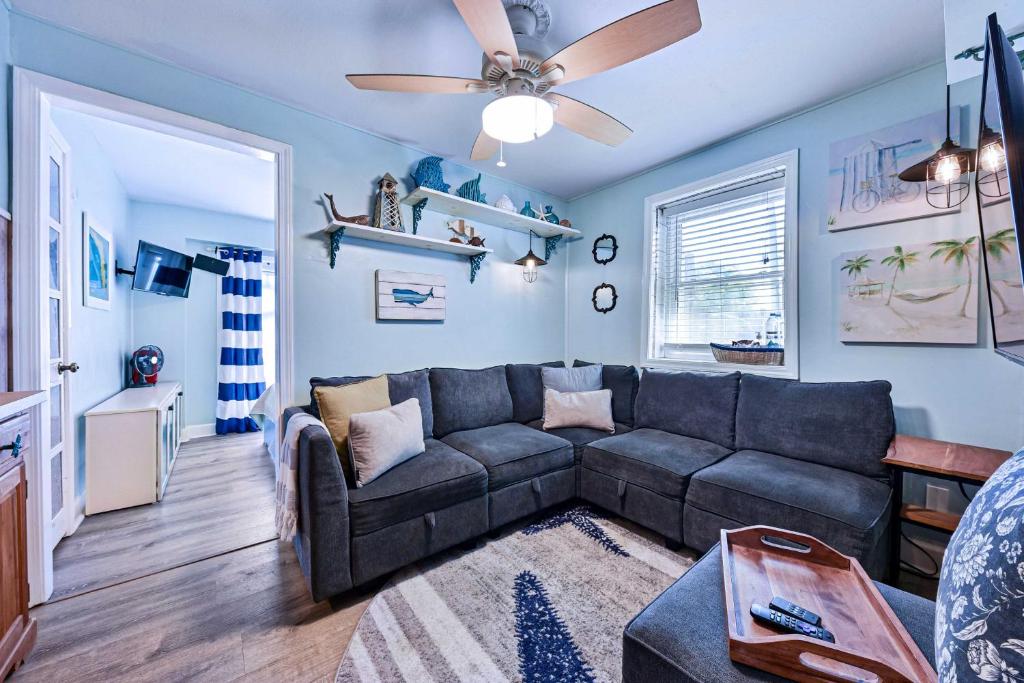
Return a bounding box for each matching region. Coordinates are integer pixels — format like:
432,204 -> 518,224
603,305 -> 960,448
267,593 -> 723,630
52,108 -> 276,220
16,0 -> 946,199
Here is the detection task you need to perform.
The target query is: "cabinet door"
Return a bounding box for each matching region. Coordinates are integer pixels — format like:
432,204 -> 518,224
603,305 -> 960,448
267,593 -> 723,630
0,463 -> 29,666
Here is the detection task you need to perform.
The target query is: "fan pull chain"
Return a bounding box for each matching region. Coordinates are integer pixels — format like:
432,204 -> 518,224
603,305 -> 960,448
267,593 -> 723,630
497,140 -> 507,168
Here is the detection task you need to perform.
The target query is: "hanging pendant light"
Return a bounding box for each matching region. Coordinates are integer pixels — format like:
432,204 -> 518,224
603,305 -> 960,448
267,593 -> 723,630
898,85 -> 975,209
977,124 -> 1008,199
514,230 -> 547,283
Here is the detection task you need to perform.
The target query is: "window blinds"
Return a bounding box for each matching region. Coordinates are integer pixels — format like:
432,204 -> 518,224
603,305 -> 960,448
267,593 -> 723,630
650,167 -> 787,359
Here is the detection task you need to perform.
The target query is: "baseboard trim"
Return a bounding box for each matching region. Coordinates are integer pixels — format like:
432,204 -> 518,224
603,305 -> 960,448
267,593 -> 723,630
183,423 -> 216,441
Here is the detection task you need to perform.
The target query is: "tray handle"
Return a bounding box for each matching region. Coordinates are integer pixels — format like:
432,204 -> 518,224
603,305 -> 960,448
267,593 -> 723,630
724,526 -> 852,569
792,638 -> 917,683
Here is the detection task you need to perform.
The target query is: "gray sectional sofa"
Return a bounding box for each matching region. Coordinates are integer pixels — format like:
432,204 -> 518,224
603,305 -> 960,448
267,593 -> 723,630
284,362 -> 897,602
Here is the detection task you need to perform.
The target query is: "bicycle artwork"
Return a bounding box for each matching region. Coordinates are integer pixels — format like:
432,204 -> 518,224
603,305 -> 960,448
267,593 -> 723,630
826,109 -> 961,231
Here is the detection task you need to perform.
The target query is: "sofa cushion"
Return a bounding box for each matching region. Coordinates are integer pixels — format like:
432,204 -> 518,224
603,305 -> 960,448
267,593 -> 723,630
429,366 -> 514,437
313,375 -> 391,484
543,388 -> 615,433
622,544 -> 935,683
686,449 -> 892,560
309,369 -> 433,437
936,450 -> 1024,683
583,428 -> 732,499
527,419 -> 633,448
347,398 -> 425,488
505,361 -> 564,423
347,438 -> 487,537
574,360 -> 640,426
541,364 -> 603,393
441,422 -> 573,490
634,369 -> 741,448
735,375 -> 894,479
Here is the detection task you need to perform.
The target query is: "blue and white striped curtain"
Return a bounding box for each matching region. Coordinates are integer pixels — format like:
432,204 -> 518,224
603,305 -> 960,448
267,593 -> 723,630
216,247 -> 265,434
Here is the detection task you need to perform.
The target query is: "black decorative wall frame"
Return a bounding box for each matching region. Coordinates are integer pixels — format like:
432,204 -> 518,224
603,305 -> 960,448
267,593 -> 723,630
592,234 -> 618,264
592,283 -> 618,314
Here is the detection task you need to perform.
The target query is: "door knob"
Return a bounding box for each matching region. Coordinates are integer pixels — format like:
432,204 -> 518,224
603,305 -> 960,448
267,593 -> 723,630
57,362 -> 80,374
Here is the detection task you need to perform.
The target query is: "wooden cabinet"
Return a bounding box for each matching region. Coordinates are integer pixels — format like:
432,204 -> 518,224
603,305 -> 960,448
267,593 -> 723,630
0,411 -> 37,678
85,382 -> 184,515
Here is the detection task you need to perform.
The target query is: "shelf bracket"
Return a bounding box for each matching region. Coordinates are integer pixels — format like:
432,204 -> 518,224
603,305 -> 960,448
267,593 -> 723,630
469,253 -> 486,284
544,235 -> 562,261
328,228 -> 346,269
411,199 -> 428,235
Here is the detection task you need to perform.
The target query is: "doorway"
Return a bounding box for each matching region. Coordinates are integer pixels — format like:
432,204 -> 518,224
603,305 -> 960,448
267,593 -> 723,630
13,69 -> 294,605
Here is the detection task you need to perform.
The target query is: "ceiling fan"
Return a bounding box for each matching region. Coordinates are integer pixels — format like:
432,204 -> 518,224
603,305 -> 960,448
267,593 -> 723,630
346,0 -> 701,162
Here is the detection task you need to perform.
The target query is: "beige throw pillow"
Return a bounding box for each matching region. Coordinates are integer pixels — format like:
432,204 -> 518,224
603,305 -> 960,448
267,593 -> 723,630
542,388 -> 615,433
313,375 -> 391,484
347,398 -> 426,487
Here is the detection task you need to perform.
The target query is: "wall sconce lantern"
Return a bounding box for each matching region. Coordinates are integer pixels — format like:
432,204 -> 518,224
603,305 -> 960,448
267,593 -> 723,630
899,85 -> 975,209
514,231 -> 547,283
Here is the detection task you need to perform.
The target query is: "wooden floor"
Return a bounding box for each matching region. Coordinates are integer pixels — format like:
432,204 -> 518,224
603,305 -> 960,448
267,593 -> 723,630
51,433 -> 278,600
14,432 -> 370,682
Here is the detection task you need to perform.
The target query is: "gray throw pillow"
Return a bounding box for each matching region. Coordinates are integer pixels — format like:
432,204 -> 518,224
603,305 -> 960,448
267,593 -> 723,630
347,398 -> 425,488
541,364 -> 603,393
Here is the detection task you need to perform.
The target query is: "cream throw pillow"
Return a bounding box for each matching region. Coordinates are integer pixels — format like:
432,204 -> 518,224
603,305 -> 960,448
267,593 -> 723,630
313,375 -> 391,484
542,388 -> 615,433
347,398 -> 426,487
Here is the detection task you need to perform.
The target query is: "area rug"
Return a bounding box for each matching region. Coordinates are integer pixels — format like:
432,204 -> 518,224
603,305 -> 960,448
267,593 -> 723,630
336,505 -> 695,682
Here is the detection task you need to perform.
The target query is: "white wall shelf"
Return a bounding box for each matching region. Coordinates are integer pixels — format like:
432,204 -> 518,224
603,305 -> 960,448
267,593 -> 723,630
323,220 -> 491,282
400,186 -> 580,239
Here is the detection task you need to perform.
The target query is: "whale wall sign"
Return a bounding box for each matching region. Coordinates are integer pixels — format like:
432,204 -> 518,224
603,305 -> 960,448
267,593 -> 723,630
375,269 -> 446,321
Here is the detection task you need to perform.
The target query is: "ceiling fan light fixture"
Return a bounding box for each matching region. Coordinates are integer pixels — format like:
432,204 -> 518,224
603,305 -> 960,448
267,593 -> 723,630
482,95 -> 554,144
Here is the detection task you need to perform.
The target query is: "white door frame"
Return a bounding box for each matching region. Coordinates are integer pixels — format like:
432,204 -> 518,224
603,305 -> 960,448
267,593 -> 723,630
13,67 -> 294,605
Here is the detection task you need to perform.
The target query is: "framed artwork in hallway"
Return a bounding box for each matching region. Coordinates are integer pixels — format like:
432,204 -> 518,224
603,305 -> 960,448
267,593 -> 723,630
82,212 -> 113,310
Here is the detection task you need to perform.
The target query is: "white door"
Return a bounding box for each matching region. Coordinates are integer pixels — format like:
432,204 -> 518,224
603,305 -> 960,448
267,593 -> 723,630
43,123 -> 76,550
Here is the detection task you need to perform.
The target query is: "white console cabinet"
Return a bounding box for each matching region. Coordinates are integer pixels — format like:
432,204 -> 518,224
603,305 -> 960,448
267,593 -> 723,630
85,382 -> 184,515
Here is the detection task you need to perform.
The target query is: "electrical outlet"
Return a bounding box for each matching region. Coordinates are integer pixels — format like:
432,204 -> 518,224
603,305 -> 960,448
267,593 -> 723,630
926,483 -> 951,512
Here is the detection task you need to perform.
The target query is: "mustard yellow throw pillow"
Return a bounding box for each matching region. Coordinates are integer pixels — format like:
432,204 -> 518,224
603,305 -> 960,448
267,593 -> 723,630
313,375 -> 391,484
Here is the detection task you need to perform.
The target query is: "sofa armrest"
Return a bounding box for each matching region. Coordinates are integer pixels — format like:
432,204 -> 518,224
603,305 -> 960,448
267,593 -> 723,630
289,409 -> 353,601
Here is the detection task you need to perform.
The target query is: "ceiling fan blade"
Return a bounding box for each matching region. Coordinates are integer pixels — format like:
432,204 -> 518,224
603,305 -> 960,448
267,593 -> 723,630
470,130 -> 499,160
452,0 -> 520,69
547,93 -> 632,146
540,0 -> 701,86
346,74 -> 489,94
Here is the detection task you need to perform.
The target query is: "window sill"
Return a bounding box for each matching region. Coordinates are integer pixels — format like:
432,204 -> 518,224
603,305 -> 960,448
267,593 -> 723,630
642,357 -> 799,379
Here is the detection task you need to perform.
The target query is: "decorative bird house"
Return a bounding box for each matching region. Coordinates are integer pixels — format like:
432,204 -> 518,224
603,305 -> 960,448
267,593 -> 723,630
373,173 -> 404,232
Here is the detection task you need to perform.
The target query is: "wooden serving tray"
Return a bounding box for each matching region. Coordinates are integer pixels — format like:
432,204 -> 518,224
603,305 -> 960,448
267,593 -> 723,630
721,526 -> 935,683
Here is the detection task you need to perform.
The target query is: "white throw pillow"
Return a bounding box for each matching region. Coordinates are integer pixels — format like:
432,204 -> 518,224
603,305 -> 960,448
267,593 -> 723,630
542,388 -> 615,433
541,364 -> 603,393
347,398 -> 425,487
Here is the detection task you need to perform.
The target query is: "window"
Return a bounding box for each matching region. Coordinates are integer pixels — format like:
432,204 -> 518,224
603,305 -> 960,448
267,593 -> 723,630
642,151 -> 799,377
261,256 -> 276,387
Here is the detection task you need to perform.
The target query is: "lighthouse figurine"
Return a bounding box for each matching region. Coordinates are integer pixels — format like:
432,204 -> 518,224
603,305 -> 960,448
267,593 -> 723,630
373,173 -> 404,232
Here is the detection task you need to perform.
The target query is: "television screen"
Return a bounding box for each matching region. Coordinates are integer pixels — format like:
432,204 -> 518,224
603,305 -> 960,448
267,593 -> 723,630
131,241 -> 194,298
977,14 -> 1024,365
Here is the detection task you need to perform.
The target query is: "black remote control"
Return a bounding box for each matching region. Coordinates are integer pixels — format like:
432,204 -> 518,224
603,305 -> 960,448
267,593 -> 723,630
769,596 -> 822,626
750,603 -> 835,643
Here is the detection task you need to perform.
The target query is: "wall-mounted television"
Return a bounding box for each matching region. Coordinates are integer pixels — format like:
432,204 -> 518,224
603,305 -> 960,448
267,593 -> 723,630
977,13 -> 1024,366
131,241 -> 194,298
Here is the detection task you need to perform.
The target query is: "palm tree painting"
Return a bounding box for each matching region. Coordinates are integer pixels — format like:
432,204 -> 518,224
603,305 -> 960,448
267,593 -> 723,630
841,255 -> 872,281
929,237 -> 977,317
880,246 -> 919,305
838,236 -> 978,344
984,228 -> 1017,316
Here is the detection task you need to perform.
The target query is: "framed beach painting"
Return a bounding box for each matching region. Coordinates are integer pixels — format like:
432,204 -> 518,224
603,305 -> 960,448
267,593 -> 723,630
838,235 -> 979,344
826,109 -> 961,231
83,212 -> 113,310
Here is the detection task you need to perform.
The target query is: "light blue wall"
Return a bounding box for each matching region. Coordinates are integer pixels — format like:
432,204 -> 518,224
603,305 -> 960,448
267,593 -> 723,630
1,2 -> 10,212
566,62 -> 1024,453
9,13 -> 570,411
128,201 -> 274,428
50,107 -> 133,497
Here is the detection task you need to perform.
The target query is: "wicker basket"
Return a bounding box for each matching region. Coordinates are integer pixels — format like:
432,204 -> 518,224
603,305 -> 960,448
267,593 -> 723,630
710,343 -> 784,366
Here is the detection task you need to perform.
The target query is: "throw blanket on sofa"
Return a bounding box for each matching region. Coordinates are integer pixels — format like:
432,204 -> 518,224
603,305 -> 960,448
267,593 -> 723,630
277,413 -> 326,542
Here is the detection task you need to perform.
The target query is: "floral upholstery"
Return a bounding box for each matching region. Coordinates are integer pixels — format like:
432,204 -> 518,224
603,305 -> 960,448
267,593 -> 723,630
936,449 -> 1024,682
